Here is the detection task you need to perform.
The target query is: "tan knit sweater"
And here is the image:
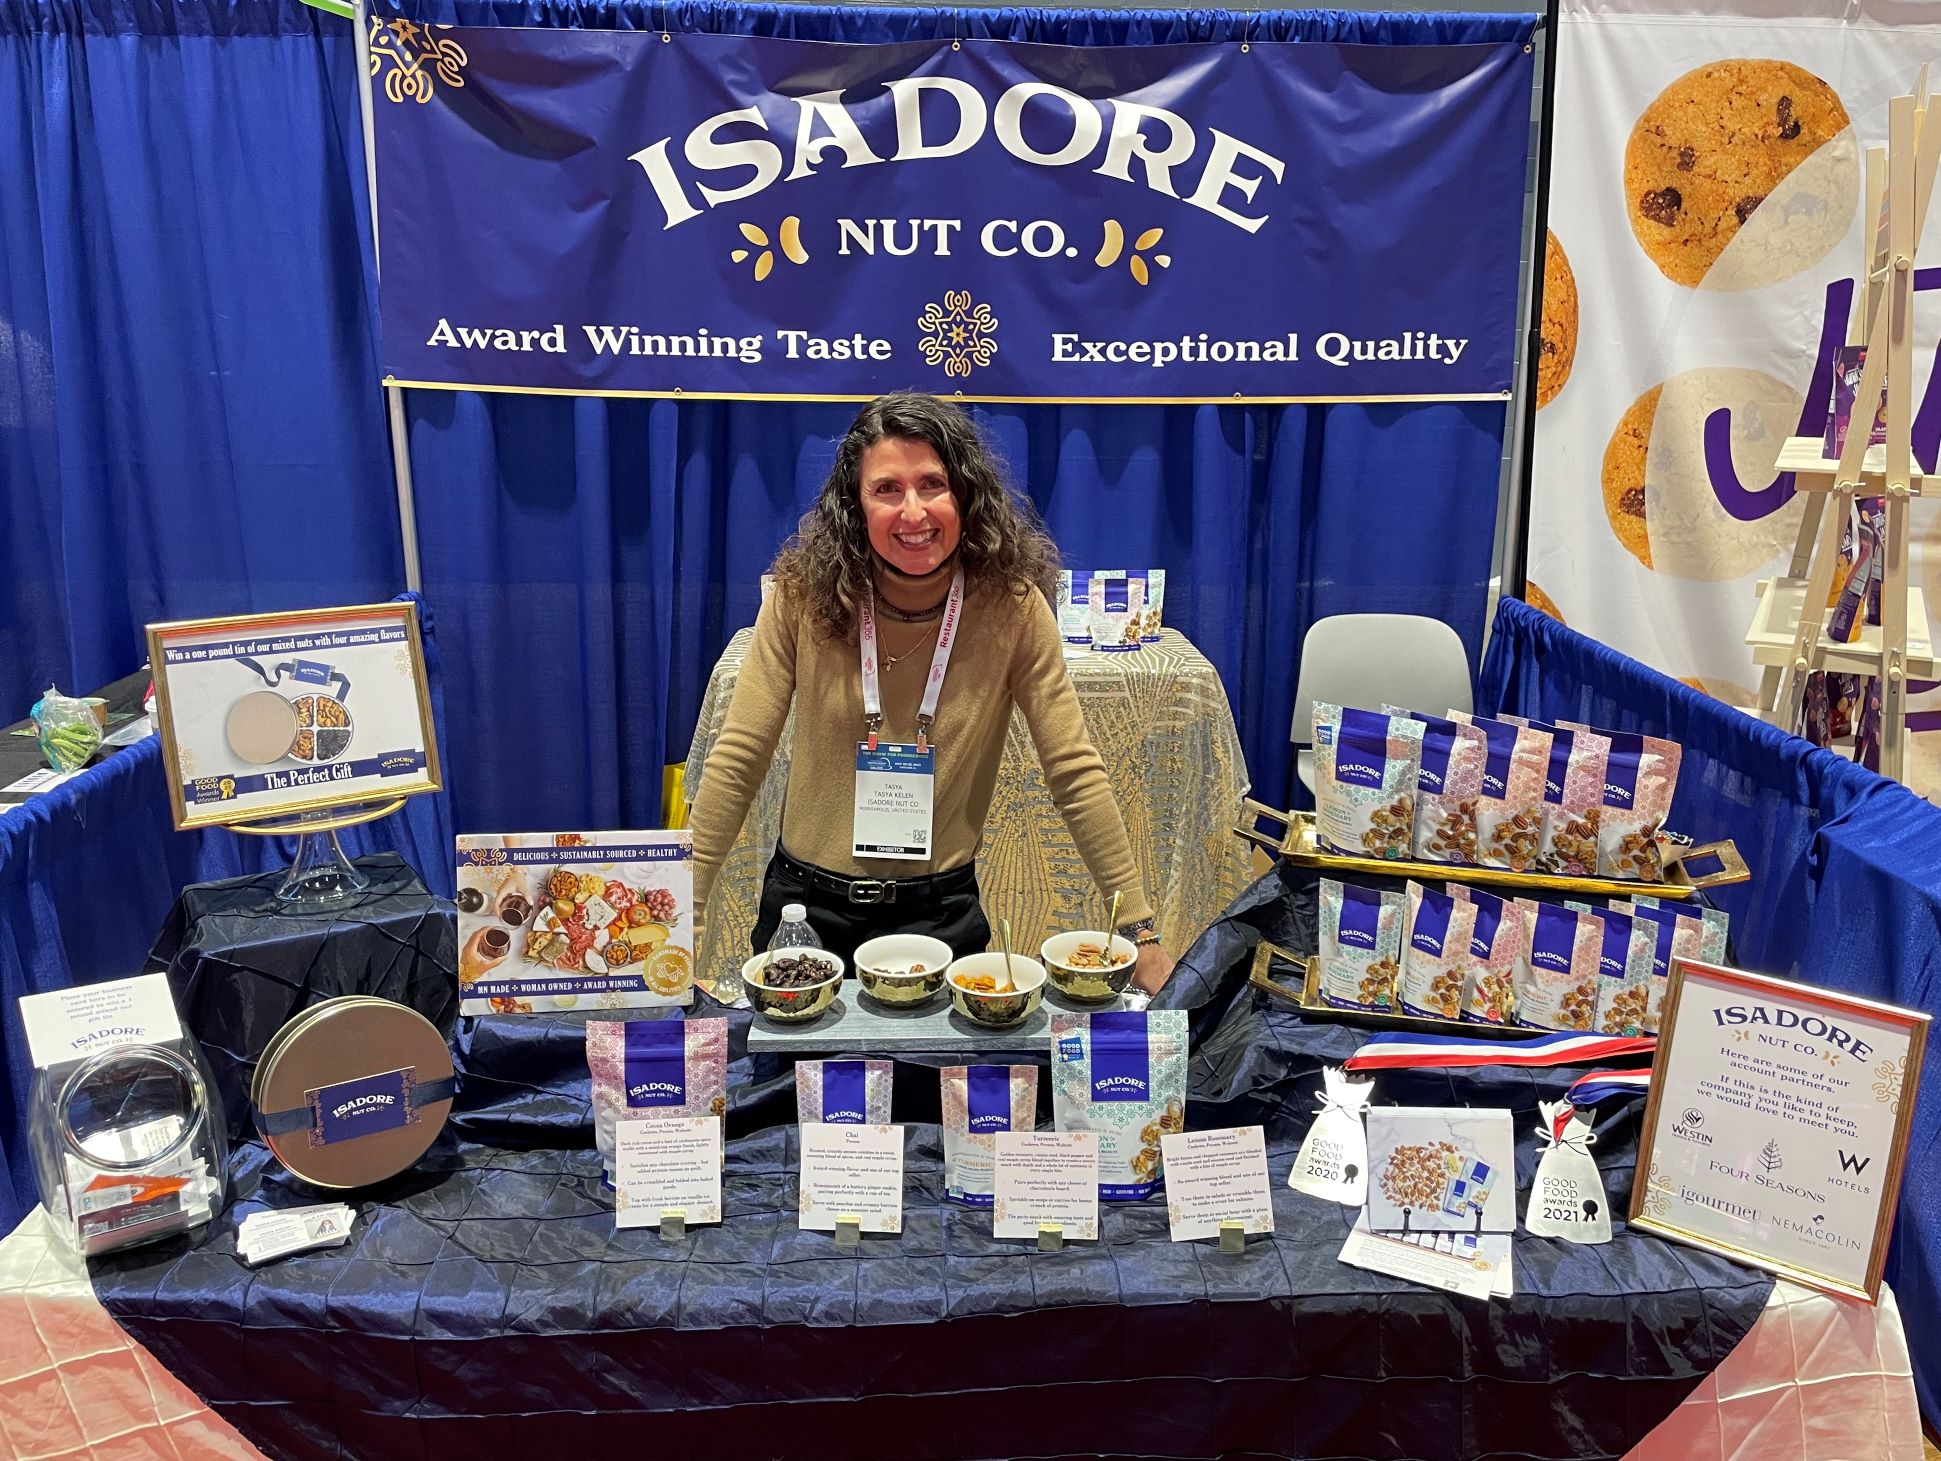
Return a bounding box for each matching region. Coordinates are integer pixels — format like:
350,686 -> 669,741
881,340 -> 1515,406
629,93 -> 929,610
690,581 -> 1155,931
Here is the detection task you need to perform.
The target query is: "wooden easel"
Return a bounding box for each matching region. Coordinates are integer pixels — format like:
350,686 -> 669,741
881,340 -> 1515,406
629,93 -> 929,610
1751,80 -> 1941,786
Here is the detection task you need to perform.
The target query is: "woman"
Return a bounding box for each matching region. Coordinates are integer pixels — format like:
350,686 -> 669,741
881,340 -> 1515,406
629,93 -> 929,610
691,392 -> 1174,994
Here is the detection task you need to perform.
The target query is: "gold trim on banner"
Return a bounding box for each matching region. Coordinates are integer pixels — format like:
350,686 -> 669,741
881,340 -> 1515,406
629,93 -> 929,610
383,377 -> 1510,406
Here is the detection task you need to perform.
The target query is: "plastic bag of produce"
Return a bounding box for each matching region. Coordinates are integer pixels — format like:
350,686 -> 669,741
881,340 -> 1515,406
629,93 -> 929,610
32,687 -> 101,773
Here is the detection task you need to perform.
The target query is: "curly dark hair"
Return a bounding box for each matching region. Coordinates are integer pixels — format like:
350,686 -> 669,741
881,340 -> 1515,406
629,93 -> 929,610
773,392 -> 1060,638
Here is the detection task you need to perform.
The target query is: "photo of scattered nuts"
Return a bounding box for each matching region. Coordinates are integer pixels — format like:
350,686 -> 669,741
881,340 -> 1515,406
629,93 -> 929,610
1425,801 -> 1480,861
1362,795 -> 1416,859
1379,1140 -> 1460,1212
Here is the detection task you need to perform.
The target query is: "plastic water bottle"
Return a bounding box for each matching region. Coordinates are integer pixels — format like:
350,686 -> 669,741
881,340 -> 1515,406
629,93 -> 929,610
767,903 -> 823,952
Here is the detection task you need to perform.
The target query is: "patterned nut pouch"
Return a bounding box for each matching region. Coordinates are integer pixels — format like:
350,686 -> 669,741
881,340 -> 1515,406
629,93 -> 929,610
1388,709 -> 1487,864
1505,719 -> 1612,875
795,1059 -> 893,1125
1049,1010 -> 1188,1201
1594,731 -> 1682,881
586,1017 -> 729,1175
1584,907 -> 1655,1035
1312,704 -> 1425,860
1398,881 -> 1480,1021
1626,903 -> 1705,1034
1453,714 -> 1553,872
1318,878 -> 1405,1011
1450,885 -> 1523,1025
941,1065 -> 1039,1207
1511,900 -> 1602,1031
1634,895 -> 1729,963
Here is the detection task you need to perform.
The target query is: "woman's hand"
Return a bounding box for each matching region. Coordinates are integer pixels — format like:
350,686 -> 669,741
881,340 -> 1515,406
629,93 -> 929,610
1131,942 -> 1175,995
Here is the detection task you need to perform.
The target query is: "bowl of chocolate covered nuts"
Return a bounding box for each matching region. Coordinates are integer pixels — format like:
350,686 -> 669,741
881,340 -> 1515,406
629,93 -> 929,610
742,948 -> 845,1022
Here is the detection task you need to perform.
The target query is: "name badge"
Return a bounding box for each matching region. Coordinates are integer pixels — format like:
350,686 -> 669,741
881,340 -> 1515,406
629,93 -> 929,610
853,742 -> 934,861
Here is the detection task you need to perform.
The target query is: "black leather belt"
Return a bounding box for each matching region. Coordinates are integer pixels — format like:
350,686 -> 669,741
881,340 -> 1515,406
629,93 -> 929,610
775,847 -> 977,907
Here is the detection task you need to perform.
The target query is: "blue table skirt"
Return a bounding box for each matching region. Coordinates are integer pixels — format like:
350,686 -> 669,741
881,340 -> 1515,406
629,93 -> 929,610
90,863 -> 1772,1461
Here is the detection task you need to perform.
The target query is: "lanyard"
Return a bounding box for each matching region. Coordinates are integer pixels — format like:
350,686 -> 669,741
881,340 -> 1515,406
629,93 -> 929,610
859,567 -> 965,753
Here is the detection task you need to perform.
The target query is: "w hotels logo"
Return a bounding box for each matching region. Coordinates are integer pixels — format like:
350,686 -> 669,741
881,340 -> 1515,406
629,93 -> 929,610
1838,1149 -> 1872,1176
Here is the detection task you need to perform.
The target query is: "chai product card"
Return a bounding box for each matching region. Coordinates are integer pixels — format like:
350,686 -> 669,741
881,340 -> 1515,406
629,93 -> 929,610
614,1116 -> 723,1230
1160,1125 -> 1275,1241
798,1122 -> 905,1234
992,1131 -> 1100,1240
1364,1107 -> 1516,1234
19,973 -> 185,1069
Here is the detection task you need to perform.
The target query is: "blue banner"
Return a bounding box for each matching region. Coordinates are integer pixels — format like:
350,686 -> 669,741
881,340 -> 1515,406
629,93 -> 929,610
373,28 -> 1532,402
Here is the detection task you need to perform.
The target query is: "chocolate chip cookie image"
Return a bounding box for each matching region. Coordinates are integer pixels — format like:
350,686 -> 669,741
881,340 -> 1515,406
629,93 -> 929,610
1625,60 -> 1852,289
1536,230 -> 1577,408
1600,369 -> 1804,579
1523,581 -> 1565,624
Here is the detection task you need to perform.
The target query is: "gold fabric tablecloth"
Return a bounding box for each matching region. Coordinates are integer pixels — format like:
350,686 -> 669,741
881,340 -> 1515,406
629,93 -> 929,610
684,628 -> 1252,999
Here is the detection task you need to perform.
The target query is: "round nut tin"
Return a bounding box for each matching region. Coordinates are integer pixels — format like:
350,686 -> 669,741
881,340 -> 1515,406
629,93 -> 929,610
252,997 -> 454,1190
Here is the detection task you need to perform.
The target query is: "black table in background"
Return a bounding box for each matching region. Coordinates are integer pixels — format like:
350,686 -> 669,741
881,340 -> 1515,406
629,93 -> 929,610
0,667 -> 151,805
145,852 -> 457,1140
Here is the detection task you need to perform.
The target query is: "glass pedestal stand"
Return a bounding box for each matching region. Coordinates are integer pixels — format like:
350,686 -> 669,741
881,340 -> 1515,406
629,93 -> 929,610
229,797 -> 406,907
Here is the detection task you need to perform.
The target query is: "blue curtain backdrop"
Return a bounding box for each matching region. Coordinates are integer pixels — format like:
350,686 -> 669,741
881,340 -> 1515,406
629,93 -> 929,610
0,0 -> 1530,833
396,0 -> 1533,833
0,0 -> 403,716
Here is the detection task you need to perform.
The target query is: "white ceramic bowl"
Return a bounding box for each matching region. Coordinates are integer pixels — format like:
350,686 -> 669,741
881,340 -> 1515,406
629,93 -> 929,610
945,951 -> 1047,1029
1040,931 -> 1139,1004
853,934 -> 955,1007
741,947 -> 844,1022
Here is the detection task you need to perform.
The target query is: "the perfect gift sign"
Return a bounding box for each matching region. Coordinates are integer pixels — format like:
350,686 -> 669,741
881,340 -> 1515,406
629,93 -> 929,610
147,603 -> 440,830
373,27 -> 1532,403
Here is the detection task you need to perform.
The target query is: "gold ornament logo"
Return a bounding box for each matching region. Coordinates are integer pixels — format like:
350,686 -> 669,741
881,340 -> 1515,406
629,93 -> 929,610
916,290 -> 998,379
1095,221 -> 1172,286
730,218 -> 809,281
369,19 -> 468,105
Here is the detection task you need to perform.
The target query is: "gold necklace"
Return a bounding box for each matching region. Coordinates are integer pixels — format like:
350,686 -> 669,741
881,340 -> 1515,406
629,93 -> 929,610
881,617 -> 940,669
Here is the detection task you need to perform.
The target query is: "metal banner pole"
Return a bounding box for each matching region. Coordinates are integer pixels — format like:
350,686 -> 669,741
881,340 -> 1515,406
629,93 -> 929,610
352,0 -> 425,592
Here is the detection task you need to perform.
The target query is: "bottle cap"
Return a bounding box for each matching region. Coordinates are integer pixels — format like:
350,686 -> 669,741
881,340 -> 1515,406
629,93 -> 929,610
782,903 -> 807,922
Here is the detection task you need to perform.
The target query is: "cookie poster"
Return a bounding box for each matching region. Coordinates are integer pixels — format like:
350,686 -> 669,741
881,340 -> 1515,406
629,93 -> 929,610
1527,0 -> 1941,797
457,832 -> 694,1016
374,29 -> 1532,403
146,602 -> 440,829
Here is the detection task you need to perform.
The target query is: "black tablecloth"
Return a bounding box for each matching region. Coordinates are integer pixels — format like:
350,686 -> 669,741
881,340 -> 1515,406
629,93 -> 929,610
0,666 -> 149,803
94,863 -> 1773,1461
145,852 -> 457,1140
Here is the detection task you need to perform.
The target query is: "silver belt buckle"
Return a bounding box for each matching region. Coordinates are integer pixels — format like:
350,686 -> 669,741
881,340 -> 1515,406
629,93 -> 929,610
848,879 -> 890,905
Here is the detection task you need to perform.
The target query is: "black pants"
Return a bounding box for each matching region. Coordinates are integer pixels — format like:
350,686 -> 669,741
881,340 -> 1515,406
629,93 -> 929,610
751,846 -> 992,969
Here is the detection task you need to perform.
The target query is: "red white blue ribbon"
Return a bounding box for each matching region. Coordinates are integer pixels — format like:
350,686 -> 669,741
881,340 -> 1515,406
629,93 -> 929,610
1343,1029 -> 1657,1072
1564,1068 -> 1654,1107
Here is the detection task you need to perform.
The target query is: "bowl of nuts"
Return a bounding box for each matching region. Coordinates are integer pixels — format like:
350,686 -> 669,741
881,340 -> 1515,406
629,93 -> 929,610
945,952 -> 1047,1030
1039,930 -> 1138,1004
741,948 -> 845,1023
853,934 -> 953,1008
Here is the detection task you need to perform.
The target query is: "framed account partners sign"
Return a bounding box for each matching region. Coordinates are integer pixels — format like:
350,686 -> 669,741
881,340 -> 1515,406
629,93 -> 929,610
147,602 -> 441,830
1632,960 -> 1927,1302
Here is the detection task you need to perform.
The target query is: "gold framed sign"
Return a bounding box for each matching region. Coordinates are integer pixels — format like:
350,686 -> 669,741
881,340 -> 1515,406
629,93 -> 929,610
146,602 -> 441,830
1631,959 -> 1928,1302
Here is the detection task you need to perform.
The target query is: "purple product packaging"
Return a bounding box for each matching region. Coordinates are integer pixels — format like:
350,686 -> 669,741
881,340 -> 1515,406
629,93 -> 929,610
1595,732 -> 1682,881
1454,714 -> 1553,873
1626,902 -> 1706,1034
1450,885 -> 1523,1025
1318,878 -> 1405,1011
586,1017 -> 729,1175
1584,908 -> 1654,1035
1507,719 -> 1612,876
1049,1010 -> 1188,1200
1312,703 -> 1425,860
1398,881 -> 1480,1021
795,1059 -> 893,1125
1395,710 -> 1487,864
1512,901 -> 1602,1032
941,1064 -> 1039,1206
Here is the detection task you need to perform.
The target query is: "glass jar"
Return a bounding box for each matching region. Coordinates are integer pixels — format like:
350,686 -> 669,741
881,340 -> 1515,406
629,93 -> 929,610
28,1039 -> 228,1257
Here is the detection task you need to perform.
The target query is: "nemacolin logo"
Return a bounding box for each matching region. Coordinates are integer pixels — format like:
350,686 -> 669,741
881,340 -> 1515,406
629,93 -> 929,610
629,80 -> 1287,234
1712,1004 -> 1874,1061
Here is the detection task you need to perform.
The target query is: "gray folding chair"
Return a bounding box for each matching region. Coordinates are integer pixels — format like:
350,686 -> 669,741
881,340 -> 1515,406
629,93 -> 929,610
1291,614 -> 1474,791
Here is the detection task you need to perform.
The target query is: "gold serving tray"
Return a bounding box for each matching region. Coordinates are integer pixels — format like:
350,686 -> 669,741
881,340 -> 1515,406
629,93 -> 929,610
1248,941 -> 1549,1042
1233,802 -> 1746,903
